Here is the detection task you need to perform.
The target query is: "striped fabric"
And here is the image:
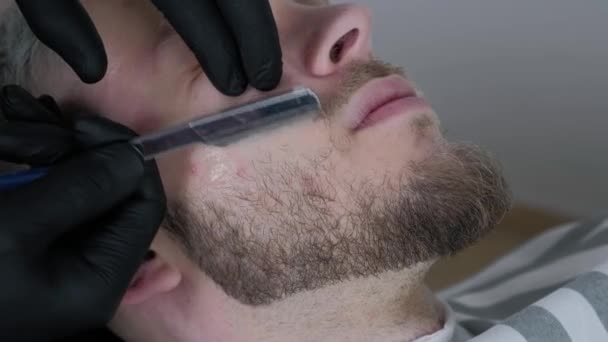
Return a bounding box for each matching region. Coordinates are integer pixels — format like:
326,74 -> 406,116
438,217 -> 608,341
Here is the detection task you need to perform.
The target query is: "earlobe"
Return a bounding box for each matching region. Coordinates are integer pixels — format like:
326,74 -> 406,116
121,251 -> 182,306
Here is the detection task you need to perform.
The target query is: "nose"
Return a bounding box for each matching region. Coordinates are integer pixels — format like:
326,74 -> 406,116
307,5 -> 373,77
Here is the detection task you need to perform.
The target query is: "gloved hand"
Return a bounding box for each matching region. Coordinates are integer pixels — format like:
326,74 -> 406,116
0,85 -> 167,342
15,0 -> 283,95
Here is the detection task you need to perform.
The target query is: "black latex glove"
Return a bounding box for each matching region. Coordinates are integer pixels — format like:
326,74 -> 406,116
0,85 -> 167,342
15,0 -> 283,95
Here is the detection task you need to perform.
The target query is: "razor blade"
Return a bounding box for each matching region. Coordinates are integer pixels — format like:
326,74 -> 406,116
0,87 -> 321,190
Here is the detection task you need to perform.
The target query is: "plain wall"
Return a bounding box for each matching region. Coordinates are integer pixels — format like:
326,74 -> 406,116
338,0 -> 608,217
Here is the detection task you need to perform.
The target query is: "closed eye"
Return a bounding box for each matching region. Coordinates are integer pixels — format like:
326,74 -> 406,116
295,0 -> 331,6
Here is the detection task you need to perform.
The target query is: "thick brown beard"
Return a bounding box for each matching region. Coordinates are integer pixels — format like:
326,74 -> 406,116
163,141 -> 512,306
163,59 -> 512,306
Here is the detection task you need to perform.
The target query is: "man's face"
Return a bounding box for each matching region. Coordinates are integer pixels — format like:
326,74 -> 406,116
65,0 -> 511,305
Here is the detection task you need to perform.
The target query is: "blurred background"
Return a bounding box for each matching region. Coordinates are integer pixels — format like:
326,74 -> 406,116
336,0 -> 608,288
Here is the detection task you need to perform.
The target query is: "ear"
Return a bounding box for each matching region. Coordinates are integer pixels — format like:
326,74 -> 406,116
120,250 -> 182,306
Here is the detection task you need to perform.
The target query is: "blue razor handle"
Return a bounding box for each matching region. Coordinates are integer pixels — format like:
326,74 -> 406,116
0,168 -> 49,190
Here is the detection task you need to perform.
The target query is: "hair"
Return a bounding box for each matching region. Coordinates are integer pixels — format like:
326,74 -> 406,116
0,5 -> 45,92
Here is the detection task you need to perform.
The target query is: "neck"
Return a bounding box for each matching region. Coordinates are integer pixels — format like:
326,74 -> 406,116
117,262 -> 444,342
186,262 -> 443,342
252,264 -> 443,341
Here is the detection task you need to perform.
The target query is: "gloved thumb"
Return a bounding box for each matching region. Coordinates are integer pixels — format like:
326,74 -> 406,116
1,142 -> 145,244
73,115 -> 139,149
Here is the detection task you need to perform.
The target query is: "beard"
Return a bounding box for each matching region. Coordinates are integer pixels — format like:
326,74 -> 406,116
164,61 -> 512,306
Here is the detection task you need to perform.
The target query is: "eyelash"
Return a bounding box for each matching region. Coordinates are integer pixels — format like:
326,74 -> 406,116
295,0 -> 330,7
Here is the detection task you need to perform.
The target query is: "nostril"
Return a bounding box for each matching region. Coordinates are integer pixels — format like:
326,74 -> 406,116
329,29 -> 360,64
329,42 -> 343,64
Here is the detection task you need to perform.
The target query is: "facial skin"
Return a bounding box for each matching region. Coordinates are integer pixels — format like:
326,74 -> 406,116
34,0 -> 511,340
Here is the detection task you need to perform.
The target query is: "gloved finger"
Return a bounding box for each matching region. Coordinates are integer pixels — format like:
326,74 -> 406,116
1,85 -> 64,124
2,143 -> 145,241
78,161 -> 165,268
151,0 -> 247,96
0,122 -> 73,165
15,0 -> 107,84
72,115 -> 138,150
70,162 -> 165,302
217,0 -> 283,91
37,95 -> 63,117
48,161 -> 165,331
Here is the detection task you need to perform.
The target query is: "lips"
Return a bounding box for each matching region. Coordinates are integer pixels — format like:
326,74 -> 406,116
344,75 -> 424,131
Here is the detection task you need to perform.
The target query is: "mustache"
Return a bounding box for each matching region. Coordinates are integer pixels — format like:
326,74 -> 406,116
320,59 -> 407,118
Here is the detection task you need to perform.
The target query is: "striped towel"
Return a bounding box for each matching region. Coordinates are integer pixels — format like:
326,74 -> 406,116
439,217 -> 608,341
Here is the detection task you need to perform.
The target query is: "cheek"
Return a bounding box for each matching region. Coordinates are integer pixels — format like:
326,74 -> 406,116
157,120 -> 335,202
156,145 -> 249,202
163,132 -> 310,199
188,148 -> 241,184
128,110 -> 166,135
72,65 -> 163,131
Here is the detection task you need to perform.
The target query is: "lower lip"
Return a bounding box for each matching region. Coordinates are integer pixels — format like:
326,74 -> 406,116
356,96 -> 431,131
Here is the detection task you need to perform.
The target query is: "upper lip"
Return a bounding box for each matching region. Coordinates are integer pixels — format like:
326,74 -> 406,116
343,75 -> 418,130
